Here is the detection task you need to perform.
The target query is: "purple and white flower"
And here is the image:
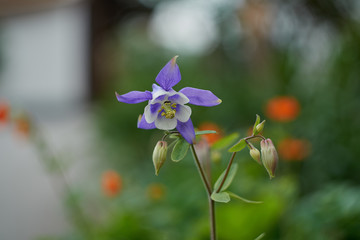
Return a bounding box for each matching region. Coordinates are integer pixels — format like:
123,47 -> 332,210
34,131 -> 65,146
115,56 -> 221,144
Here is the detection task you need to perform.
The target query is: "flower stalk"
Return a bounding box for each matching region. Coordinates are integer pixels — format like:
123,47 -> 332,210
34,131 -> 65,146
190,144 -> 216,240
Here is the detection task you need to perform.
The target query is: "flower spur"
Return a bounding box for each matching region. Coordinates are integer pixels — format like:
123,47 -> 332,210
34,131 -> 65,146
115,56 -> 221,144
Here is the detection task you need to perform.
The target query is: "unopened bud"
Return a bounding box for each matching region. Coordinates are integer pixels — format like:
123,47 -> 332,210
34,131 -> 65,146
255,120 -> 266,135
152,141 -> 168,176
250,147 -> 261,164
260,138 -> 278,179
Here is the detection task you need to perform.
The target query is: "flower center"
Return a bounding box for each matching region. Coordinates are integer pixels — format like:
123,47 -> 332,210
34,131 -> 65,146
159,100 -> 177,119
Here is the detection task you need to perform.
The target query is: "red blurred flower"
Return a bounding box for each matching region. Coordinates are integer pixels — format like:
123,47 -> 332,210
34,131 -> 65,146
102,170 -> 122,197
198,122 -> 223,145
147,183 -> 166,201
265,96 -> 300,122
0,102 -> 9,124
278,138 -> 310,161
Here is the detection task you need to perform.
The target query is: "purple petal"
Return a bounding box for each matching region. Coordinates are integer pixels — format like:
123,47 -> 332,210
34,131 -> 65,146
179,87 -> 222,107
116,91 -> 152,104
137,115 -> 156,129
176,118 -> 196,144
155,56 -> 181,91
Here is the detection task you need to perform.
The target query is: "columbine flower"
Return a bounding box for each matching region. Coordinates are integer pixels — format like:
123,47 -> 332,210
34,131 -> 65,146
152,141 -> 168,175
260,138 -> 278,179
115,56 -> 221,143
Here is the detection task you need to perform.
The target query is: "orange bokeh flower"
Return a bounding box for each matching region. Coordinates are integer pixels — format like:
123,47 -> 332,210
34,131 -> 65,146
147,183 -> 166,201
0,102 -> 10,124
265,96 -> 300,122
101,170 -> 122,197
14,115 -> 31,137
198,122 -> 223,145
277,138 -> 310,161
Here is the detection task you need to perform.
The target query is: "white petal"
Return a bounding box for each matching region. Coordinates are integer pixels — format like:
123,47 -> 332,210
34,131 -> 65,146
175,104 -> 192,122
144,103 -> 161,123
151,85 -> 169,103
155,116 -> 177,130
167,92 -> 189,105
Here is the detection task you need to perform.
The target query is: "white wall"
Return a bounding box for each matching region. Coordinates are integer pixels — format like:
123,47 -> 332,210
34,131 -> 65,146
0,3 -> 92,240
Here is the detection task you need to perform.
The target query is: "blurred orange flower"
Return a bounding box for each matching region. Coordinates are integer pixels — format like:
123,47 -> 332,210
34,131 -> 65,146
278,138 -> 310,161
102,170 -> 122,197
198,122 -> 223,145
0,102 -> 9,124
147,183 -> 166,201
14,115 -> 31,137
265,96 -> 300,122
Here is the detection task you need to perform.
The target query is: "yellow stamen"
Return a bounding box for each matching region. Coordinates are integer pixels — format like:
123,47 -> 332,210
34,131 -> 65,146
162,101 -> 176,119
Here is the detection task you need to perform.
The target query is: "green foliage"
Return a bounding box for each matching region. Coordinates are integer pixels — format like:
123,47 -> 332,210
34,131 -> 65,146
213,163 -> 238,192
195,130 -> 217,136
228,139 -> 247,152
283,184 -> 360,240
211,192 -> 231,203
171,138 -> 190,162
227,192 -> 262,204
252,114 -> 261,135
212,132 -> 239,150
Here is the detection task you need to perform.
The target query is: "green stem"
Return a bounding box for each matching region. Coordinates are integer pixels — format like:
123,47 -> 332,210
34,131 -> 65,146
215,134 -> 264,193
190,144 -> 212,195
215,152 -> 237,193
245,135 -> 266,141
190,144 -> 216,240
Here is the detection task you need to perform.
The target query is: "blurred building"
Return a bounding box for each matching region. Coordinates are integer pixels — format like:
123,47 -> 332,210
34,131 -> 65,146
0,1 -> 89,239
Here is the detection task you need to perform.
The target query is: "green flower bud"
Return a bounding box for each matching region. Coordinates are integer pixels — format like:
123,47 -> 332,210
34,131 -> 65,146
255,120 -> 266,135
250,147 -> 261,164
152,141 -> 168,176
260,138 -> 278,179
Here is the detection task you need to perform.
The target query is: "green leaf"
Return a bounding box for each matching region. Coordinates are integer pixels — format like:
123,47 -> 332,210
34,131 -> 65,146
227,191 -> 263,204
171,138 -> 190,162
254,233 -> 266,240
212,132 -> 239,150
195,130 -> 217,135
214,163 -> 238,192
168,134 -> 180,139
228,139 -> 247,152
211,192 -> 231,203
253,114 -> 260,135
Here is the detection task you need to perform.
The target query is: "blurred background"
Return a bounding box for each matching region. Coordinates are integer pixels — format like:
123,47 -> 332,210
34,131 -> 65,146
1,0 -> 360,239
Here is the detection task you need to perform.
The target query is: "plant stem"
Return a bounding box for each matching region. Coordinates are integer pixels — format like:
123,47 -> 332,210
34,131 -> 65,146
190,144 -> 216,240
215,135 -> 265,193
245,135 -> 266,141
208,196 -> 216,240
190,144 -> 212,195
215,152 -> 237,193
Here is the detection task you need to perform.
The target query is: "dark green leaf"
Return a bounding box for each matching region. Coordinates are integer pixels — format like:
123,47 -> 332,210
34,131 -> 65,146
211,192 -> 231,203
171,138 -> 190,162
214,163 -> 238,192
227,191 -> 263,204
228,139 -> 247,152
212,132 -> 239,150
